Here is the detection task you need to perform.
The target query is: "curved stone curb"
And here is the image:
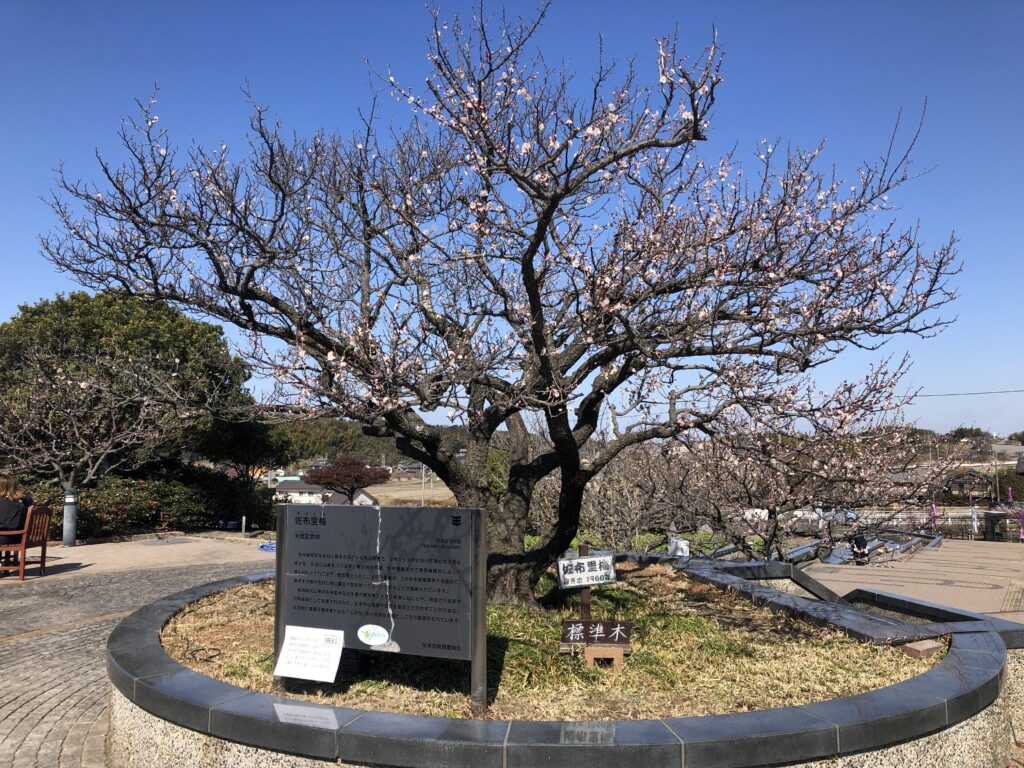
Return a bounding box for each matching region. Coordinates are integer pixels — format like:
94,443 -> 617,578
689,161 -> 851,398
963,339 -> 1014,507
107,570 -> 1013,768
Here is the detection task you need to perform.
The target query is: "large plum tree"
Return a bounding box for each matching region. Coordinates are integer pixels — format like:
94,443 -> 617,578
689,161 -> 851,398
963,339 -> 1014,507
42,7 -> 957,603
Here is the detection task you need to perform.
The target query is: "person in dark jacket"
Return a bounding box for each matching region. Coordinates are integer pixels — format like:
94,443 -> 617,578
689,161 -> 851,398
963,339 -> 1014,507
851,533 -> 870,566
0,475 -> 28,544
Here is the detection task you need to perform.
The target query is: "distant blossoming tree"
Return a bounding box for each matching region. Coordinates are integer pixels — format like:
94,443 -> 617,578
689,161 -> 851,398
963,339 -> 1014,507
304,455 -> 391,503
641,414 -> 949,559
42,6 -> 957,603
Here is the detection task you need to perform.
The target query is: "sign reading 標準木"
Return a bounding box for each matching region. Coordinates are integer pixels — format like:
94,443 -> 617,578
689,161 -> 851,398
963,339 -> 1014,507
274,504 -> 486,663
560,619 -> 632,646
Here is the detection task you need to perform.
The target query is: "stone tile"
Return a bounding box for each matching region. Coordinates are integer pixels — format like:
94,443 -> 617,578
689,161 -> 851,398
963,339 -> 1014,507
209,692 -> 347,759
505,719 -> 682,768
341,712 -> 509,768
665,708 -> 839,767
801,683 -> 946,753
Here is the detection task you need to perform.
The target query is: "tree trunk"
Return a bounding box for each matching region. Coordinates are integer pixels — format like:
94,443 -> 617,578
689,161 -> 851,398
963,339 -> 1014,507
486,556 -> 546,607
391,417 -> 569,607
483,469 -> 586,607
483,490 -> 548,606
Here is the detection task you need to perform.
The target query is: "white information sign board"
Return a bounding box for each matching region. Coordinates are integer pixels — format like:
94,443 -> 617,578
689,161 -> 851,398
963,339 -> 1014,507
272,625 -> 344,683
556,554 -> 616,589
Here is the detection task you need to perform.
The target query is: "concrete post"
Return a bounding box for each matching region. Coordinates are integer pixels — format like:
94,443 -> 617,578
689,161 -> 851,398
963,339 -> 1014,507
62,487 -> 79,547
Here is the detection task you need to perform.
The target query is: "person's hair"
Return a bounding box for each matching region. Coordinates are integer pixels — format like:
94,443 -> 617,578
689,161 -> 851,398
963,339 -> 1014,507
0,475 -> 20,501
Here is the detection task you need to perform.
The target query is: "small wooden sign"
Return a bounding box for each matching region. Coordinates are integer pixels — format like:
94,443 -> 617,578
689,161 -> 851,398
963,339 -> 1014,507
556,554 -> 616,589
559,619 -> 632,652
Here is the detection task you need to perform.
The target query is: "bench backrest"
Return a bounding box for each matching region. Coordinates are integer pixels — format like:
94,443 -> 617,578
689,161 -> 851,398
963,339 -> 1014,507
24,506 -> 51,547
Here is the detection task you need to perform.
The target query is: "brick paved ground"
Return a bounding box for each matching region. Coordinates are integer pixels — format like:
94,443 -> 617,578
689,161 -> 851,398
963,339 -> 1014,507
0,550 -> 272,768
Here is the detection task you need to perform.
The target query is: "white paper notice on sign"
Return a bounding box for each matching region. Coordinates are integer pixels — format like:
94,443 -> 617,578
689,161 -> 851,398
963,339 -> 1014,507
272,625 -> 344,683
273,702 -> 340,730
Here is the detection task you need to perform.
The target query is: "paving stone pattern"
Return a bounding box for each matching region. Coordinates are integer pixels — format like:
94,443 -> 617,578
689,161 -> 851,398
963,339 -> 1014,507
0,562 -> 270,768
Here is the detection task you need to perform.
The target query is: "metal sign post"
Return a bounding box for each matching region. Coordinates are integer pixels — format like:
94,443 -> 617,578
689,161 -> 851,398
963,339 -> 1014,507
470,505 -> 487,717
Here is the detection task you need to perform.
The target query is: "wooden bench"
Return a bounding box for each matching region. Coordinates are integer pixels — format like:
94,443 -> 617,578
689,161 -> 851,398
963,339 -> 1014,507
0,506 -> 52,581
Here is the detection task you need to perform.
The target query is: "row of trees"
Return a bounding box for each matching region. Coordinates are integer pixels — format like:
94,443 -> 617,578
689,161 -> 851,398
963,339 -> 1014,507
527,428 -> 944,558
0,292 -> 298,533
0,290 -> 947,575
274,418 -> 403,466
41,6 -> 958,603
0,292 -> 247,490
910,426 -> 1023,464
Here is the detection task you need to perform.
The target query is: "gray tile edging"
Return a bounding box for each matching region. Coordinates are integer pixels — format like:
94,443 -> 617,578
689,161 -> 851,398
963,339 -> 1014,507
106,563 -> 1018,768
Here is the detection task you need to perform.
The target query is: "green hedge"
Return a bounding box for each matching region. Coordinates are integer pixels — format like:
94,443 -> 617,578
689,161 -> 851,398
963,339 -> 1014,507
21,468 -> 276,540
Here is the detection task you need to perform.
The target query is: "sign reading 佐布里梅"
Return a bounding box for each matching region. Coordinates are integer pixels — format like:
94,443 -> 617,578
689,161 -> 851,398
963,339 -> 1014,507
556,553 -> 616,589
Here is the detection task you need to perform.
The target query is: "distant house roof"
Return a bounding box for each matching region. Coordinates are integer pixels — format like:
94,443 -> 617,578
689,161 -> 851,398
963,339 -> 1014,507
946,469 -> 992,494
991,443 -> 1024,457
274,480 -> 379,506
947,469 -> 991,483
275,480 -> 327,493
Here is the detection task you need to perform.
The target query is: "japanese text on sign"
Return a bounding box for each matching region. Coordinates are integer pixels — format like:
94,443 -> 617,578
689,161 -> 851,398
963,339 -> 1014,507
273,703 -> 340,729
560,619 -> 632,646
556,554 -> 616,589
560,722 -> 617,745
279,504 -> 482,661
272,625 -> 344,682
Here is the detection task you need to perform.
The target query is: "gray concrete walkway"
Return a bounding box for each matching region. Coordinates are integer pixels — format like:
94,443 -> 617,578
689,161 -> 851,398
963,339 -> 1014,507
0,536 -> 273,768
805,538 -> 1024,623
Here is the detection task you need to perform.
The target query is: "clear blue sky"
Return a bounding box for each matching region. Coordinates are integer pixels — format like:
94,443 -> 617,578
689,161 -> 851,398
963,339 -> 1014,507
2,1 -> 1022,433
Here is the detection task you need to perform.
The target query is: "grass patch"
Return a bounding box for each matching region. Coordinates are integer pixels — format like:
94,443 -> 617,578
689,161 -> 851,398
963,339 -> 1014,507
161,563 -> 941,720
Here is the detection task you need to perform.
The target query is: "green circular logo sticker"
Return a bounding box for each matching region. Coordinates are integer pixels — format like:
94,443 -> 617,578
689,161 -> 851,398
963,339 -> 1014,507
357,624 -> 390,646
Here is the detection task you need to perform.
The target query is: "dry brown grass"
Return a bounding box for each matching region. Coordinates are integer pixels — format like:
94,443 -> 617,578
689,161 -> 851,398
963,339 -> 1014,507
161,563 -> 941,720
362,477 -> 456,506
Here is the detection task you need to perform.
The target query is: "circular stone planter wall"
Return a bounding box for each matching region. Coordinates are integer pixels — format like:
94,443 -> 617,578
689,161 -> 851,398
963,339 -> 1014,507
106,569 -> 1023,768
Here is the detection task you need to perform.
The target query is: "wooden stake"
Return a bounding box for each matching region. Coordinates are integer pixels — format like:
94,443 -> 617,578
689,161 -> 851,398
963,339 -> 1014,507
579,542 -> 591,621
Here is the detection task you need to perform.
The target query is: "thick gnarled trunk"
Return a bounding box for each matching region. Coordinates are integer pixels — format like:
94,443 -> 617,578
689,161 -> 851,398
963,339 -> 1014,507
486,556 -> 545,607
480,466 -> 586,606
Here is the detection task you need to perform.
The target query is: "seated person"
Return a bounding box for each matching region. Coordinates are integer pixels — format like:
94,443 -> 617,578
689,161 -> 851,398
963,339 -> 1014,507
0,475 -> 29,545
851,533 -> 870,565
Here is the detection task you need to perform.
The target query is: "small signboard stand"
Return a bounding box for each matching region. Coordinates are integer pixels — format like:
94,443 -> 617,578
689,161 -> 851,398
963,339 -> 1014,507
557,542 -> 631,670
584,643 -> 625,672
